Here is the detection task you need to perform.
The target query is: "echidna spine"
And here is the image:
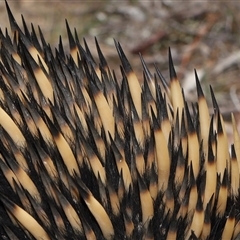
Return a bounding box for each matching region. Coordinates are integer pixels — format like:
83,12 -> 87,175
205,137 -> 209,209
0,1 -> 240,240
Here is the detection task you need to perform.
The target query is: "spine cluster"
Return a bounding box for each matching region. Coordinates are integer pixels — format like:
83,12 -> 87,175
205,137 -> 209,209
0,1 -> 240,239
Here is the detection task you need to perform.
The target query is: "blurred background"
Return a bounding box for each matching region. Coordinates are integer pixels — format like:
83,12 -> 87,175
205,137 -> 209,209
1,0 -> 240,132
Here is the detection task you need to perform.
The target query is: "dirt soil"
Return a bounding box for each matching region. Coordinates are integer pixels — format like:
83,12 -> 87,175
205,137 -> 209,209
1,0 -> 240,136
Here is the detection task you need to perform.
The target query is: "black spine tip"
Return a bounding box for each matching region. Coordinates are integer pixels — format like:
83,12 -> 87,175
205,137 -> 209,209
5,0 -> 21,34
217,112 -> 223,134
221,168 -> 228,187
140,53 -> 153,81
115,40 -> 132,73
185,101 -> 195,134
65,19 -> 76,50
95,37 -> 107,68
210,85 -> 219,112
196,191 -> 203,212
208,140 -> 215,164
195,69 -> 204,98
231,144 -> 236,160
168,47 -> 177,80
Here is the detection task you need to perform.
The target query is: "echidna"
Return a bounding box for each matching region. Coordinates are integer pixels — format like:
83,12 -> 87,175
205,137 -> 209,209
0,1 -> 239,240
